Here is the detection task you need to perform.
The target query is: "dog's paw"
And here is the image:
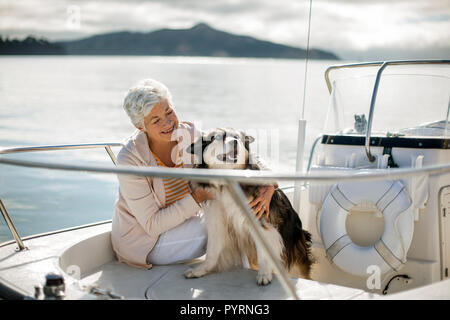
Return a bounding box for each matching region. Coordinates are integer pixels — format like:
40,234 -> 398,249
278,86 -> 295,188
256,273 -> 273,286
184,268 -> 205,279
184,268 -> 197,278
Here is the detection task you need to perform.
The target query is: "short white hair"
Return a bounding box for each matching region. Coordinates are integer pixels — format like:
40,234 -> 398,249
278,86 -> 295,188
123,79 -> 173,129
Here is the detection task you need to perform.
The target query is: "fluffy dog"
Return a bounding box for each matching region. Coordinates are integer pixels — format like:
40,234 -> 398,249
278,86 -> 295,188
184,128 -> 314,285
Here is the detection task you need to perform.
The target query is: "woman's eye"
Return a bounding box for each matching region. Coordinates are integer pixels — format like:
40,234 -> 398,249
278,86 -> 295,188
152,119 -> 160,124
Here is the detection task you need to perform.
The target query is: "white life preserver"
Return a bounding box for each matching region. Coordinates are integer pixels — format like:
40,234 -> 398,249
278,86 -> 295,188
320,179 -> 414,277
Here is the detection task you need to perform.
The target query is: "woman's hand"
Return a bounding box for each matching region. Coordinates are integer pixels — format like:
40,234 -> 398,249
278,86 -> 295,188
191,188 -> 214,205
249,185 -> 275,220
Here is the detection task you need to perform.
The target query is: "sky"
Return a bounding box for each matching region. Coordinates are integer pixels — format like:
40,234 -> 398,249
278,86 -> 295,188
1,0 -> 449,60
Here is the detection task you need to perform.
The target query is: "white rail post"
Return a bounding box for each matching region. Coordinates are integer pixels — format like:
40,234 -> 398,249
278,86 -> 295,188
293,119 -> 307,214
293,0 -> 312,213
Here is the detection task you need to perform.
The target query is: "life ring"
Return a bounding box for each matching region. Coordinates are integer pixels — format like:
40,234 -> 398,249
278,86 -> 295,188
320,179 -> 414,277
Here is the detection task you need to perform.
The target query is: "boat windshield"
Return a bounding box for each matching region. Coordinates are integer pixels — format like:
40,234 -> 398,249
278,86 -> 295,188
324,63 -> 450,137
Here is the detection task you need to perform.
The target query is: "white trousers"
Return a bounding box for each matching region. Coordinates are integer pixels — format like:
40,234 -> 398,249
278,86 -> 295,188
146,215 -> 207,265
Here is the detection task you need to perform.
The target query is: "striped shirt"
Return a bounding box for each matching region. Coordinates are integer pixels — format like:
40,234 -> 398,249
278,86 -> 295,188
152,152 -> 191,207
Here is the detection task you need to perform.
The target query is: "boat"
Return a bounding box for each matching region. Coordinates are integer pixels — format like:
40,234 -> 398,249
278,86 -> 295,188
1,60 -> 450,300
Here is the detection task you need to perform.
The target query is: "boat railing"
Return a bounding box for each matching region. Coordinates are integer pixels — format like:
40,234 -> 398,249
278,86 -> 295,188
0,142 -> 299,299
0,143 -> 121,252
324,59 -> 450,163
3,144 -> 450,299
0,142 -> 121,164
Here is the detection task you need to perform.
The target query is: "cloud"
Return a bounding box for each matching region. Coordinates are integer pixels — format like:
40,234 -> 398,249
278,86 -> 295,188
0,0 -> 449,60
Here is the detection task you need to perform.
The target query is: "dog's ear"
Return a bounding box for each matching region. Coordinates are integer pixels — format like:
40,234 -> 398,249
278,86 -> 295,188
186,136 -> 205,156
242,133 -> 255,151
245,135 -> 255,144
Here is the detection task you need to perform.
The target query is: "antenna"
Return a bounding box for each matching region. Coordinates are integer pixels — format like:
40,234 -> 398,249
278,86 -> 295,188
293,0 -> 313,213
301,0 -> 313,120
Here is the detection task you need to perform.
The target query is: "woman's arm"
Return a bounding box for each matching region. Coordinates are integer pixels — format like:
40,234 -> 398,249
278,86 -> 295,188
248,152 -> 278,219
117,152 -> 201,239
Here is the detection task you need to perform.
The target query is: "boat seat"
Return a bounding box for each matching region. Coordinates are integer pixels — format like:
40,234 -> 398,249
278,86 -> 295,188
59,231 -> 116,279
76,260 -> 376,299
59,230 -> 376,299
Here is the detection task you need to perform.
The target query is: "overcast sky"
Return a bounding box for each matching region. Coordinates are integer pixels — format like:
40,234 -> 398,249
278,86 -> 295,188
1,0 -> 449,60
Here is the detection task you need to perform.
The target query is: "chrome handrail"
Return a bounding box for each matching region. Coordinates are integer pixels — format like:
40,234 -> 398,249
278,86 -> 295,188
3,154 -> 450,184
0,143 -> 121,164
324,60 -> 450,162
325,61 -> 383,93
365,62 -> 389,162
0,142 -> 300,300
0,143 -> 121,252
3,144 -> 450,300
324,60 -> 450,94
0,199 -> 26,251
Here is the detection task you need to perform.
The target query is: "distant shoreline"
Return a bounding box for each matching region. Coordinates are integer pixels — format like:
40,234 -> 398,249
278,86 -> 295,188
0,23 -> 340,60
0,54 -> 339,60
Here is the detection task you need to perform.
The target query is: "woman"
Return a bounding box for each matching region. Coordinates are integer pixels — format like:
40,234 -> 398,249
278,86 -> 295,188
111,79 -> 276,269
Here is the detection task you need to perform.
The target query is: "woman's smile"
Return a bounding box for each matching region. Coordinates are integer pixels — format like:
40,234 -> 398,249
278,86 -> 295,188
161,124 -> 175,135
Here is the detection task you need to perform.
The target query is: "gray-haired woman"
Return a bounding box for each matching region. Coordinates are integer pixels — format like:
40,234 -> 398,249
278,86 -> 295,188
111,79 -> 275,269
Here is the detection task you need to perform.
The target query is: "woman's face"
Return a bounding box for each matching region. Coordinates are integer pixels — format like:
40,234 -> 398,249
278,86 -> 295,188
141,99 -> 179,144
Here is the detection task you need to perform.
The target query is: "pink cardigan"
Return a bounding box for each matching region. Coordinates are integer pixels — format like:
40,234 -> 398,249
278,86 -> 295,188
111,122 -> 202,269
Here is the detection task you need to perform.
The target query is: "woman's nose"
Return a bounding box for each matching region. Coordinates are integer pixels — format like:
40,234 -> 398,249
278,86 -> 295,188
163,115 -> 173,126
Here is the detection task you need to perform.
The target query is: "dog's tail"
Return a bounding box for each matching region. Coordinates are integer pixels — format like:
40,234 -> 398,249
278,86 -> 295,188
282,218 -> 315,279
269,189 -> 315,279
294,228 -> 315,279
282,199 -> 315,278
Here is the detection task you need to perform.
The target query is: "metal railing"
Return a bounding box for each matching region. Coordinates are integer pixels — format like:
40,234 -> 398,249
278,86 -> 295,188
0,143 -> 121,164
0,142 -> 299,298
2,143 -> 450,299
0,143 -> 120,251
324,60 -> 450,162
0,198 -> 26,251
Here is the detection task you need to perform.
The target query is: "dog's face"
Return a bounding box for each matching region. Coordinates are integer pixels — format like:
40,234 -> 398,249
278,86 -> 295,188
187,128 -> 254,170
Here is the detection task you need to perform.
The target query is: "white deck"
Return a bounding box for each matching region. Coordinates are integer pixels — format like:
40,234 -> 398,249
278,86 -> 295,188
0,222 -> 379,300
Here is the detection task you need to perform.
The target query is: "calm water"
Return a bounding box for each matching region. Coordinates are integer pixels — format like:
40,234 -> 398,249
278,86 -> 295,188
6,55 -> 436,242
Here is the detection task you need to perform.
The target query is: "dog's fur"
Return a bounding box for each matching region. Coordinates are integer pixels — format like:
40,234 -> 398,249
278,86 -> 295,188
184,128 -> 314,285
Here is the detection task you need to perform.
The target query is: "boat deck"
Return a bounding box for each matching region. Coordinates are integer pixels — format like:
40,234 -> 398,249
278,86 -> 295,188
0,222 -> 380,300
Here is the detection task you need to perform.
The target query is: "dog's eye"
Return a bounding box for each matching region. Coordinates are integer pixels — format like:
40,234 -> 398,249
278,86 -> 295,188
215,134 -> 223,140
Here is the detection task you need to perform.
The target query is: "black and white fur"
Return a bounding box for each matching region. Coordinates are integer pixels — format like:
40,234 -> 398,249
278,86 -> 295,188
184,128 -> 314,285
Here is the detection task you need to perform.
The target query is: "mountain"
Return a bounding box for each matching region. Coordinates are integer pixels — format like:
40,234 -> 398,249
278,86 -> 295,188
0,36 -> 65,55
1,23 -> 339,60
